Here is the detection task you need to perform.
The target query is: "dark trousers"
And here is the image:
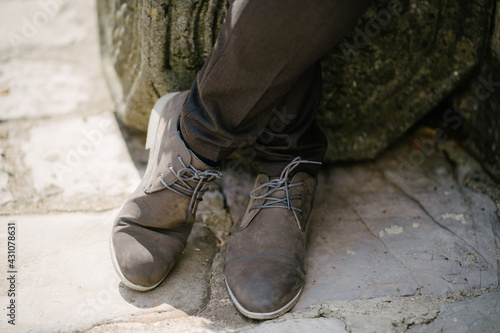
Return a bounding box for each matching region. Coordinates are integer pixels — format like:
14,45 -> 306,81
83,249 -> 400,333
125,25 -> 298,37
179,0 -> 372,176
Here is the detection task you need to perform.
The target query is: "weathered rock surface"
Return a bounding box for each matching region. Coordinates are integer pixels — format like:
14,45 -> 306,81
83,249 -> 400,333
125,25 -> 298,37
278,287 -> 500,333
243,318 -> 347,333
0,212 -> 217,333
97,0 -> 496,162
451,0 -> 500,180
0,113 -> 140,214
407,290 -> 500,333
96,0 -> 227,130
319,0 -> 495,161
222,138 -> 500,311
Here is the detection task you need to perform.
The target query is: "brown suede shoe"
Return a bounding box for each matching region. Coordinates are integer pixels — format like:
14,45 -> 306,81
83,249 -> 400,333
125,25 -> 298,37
110,91 -> 222,291
224,157 -> 320,319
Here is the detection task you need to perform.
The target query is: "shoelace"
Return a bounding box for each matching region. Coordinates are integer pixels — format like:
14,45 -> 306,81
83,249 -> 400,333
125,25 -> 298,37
159,155 -> 222,219
249,157 -> 321,212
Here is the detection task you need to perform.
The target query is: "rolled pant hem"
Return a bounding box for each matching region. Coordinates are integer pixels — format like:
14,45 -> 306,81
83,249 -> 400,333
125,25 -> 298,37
179,120 -> 235,164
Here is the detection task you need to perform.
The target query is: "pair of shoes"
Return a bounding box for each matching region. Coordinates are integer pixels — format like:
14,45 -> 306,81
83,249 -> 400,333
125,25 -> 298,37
110,92 -> 320,319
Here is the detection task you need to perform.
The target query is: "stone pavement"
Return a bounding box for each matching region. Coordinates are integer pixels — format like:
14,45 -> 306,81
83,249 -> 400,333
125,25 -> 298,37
0,1 -> 499,332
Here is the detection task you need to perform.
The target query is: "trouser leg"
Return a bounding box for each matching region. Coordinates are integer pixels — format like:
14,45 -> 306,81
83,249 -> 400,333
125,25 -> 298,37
179,0 -> 373,174
247,61 -> 326,176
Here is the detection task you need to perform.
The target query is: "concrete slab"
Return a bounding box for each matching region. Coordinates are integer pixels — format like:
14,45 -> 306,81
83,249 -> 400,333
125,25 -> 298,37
0,211 -> 217,332
299,144 -> 500,309
243,318 -> 347,333
0,0 -> 97,54
283,286 -> 500,333
0,57 -> 112,120
88,250 -> 256,333
0,170 -> 13,206
408,291 -> 500,333
0,0 -> 113,121
1,113 -> 140,214
88,316 -> 221,333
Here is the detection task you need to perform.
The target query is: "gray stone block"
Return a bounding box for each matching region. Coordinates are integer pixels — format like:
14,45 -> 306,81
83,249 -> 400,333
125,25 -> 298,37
0,213 -> 217,332
221,140 -> 500,312
243,318 -> 347,333
96,0 -> 496,162
408,291 -> 500,333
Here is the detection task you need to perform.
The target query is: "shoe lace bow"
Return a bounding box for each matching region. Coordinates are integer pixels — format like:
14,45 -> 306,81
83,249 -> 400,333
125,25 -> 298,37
159,155 -> 222,219
249,157 -> 320,212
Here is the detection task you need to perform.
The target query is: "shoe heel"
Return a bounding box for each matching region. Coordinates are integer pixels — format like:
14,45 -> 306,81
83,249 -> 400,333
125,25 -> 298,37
145,92 -> 180,150
144,92 -> 180,175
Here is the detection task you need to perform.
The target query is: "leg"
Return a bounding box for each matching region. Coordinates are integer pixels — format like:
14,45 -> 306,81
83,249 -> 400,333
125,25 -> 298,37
248,62 -> 326,177
180,0 -> 373,169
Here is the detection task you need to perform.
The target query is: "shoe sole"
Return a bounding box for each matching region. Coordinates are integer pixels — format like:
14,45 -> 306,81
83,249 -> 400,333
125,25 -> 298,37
225,280 -> 303,320
109,92 -> 181,292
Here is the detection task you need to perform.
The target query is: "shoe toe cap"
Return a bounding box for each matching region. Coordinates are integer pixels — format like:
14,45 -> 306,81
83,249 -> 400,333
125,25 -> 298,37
111,220 -> 186,290
225,257 -> 305,317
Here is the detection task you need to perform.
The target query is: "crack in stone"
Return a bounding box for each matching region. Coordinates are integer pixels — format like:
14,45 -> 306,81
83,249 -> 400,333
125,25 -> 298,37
196,227 -> 218,317
483,198 -> 500,283
384,172 -> 494,269
491,215 -> 500,282
354,208 -> 422,294
444,153 -> 490,288
441,147 -> 500,282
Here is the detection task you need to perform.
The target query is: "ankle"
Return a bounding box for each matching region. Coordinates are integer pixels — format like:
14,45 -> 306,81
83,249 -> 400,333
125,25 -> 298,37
178,122 -> 220,168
